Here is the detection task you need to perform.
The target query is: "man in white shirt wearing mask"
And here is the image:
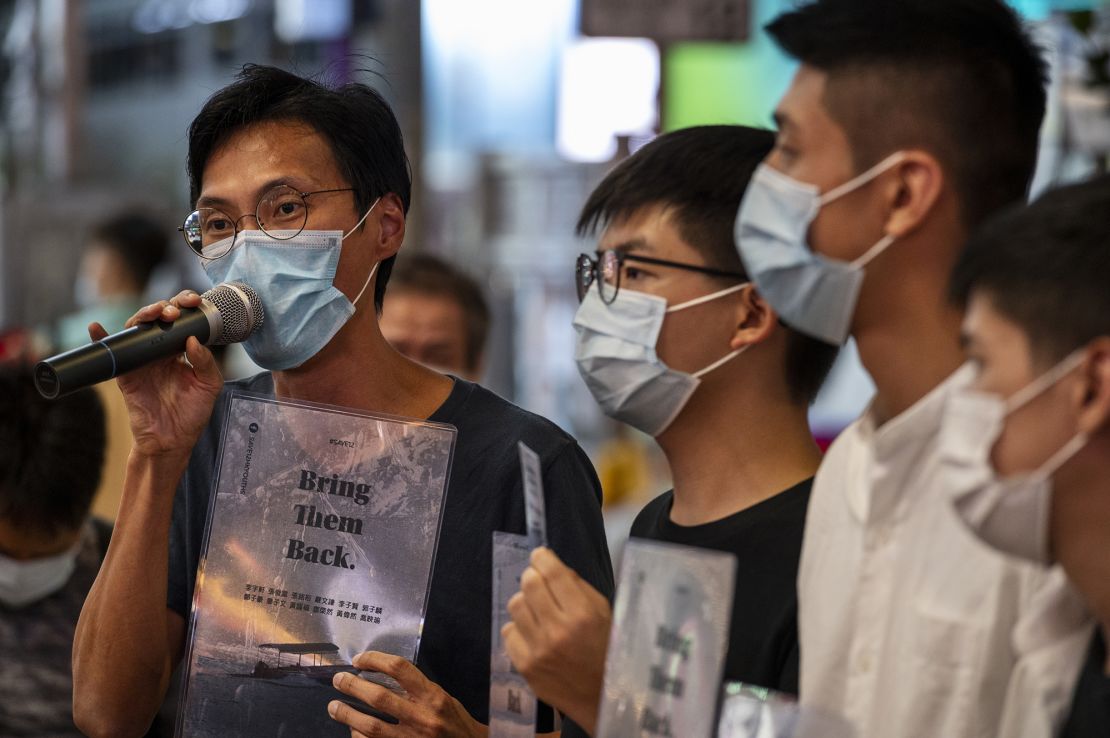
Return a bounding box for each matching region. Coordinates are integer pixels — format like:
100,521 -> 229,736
501,125 -> 839,733
943,174 -> 1110,738
733,1 -> 1080,736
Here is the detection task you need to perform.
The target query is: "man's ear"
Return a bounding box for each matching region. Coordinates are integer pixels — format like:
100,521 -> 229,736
883,150 -> 944,240
729,286 -> 776,351
373,193 -> 406,261
1076,337 -> 1110,437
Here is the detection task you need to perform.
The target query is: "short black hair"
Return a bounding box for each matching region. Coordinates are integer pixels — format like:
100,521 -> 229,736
388,254 -> 491,373
187,64 -> 411,312
577,125 -> 838,405
89,212 -> 168,289
0,363 -> 106,536
949,174 -> 1110,368
767,0 -> 1047,229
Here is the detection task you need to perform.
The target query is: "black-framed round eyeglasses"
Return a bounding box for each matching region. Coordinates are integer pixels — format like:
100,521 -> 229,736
179,185 -> 355,259
575,250 -> 747,304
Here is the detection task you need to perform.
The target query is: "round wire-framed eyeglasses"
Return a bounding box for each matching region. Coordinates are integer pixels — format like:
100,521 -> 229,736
179,184 -> 355,259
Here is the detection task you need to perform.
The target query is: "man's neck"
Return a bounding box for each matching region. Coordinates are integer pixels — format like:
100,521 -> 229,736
854,274 -> 965,425
271,311 -> 453,420
657,376 -> 821,527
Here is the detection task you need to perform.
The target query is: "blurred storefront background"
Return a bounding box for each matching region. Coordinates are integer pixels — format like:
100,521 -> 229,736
2,0 -> 1108,514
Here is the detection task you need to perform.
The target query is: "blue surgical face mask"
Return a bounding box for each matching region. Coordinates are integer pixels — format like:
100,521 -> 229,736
201,199 -> 380,370
734,153 -> 905,345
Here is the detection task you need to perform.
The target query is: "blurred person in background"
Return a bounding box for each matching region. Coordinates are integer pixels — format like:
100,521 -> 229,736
945,174 -> 1110,738
379,252 -> 490,381
0,363 -> 109,737
51,213 -> 171,523
54,212 -> 169,351
501,125 -> 840,734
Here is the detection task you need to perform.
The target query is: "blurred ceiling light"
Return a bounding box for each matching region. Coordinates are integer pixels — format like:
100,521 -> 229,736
132,0 -> 191,34
423,0 -> 577,153
556,37 -> 659,163
191,0 -> 252,25
274,0 -> 351,43
132,0 -> 252,34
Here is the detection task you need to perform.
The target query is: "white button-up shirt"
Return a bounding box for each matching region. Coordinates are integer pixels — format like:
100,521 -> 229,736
798,366 -> 1089,738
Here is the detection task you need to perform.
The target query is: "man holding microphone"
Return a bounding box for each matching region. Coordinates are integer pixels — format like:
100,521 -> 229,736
71,64 -> 612,738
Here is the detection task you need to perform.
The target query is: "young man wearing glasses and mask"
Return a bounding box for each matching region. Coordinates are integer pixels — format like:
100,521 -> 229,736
499,125 -> 839,733
943,175 -> 1110,738
72,65 -> 613,738
732,1 -> 1084,736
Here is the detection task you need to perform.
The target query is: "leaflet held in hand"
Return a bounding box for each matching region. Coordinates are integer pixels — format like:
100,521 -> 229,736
518,441 -> 547,548
596,539 -> 736,738
176,392 -> 456,738
488,532 -> 539,738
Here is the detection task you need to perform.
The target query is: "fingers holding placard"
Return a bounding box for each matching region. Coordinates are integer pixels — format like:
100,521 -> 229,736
329,652 -> 485,738
502,546 -> 611,734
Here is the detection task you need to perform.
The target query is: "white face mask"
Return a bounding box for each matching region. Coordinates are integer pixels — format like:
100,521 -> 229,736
573,282 -> 749,437
734,153 -> 905,345
0,546 -> 79,609
939,351 -> 1088,564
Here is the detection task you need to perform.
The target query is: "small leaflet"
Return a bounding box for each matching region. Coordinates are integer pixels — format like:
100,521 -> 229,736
489,532 -> 538,738
518,441 -> 546,548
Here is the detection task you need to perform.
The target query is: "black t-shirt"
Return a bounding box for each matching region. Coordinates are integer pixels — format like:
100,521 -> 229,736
628,478 -> 811,695
1060,629 -> 1110,738
167,373 -> 614,731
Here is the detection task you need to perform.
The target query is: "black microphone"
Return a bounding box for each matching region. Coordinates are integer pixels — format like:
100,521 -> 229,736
34,282 -> 264,399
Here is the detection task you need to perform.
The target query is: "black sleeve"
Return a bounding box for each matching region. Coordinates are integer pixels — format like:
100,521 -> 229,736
777,638 -> 800,696
166,469 -> 193,618
1060,632 -> 1110,738
166,407 -> 223,619
166,390 -> 228,618
542,441 -> 616,601
560,716 -> 594,738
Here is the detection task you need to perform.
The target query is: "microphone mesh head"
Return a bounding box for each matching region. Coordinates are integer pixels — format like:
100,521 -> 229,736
201,282 -> 264,344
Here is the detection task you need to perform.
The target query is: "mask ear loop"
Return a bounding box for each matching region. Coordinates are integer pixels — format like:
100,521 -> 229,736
691,343 -> 751,380
1005,348 -> 1091,481
667,282 -> 754,379
816,152 -> 906,271
817,152 -> 907,206
851,234 -> 897,270
1036,432 -> 1090,480
352,262 -> 380,308
342,196 -> 381,239
1005,349 -> 1088,414
345,197 -> 384,308
667,282 -> 750,314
